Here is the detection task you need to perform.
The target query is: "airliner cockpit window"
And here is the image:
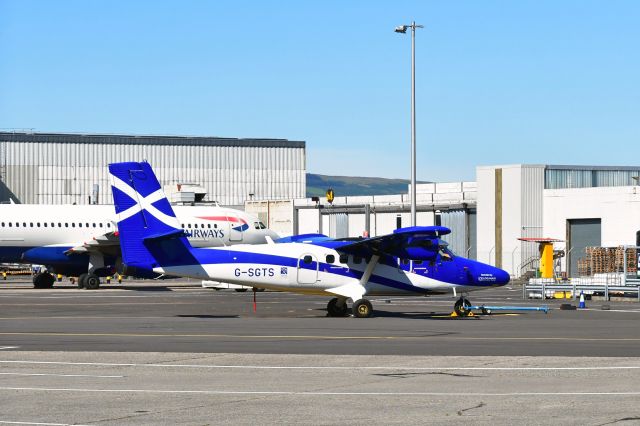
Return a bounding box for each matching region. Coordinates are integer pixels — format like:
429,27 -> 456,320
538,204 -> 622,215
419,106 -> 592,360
254,222 -> 260,230
259,222 -> 266,229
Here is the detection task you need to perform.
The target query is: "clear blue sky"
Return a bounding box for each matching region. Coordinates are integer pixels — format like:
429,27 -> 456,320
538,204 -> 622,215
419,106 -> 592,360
1,0 -> 638,181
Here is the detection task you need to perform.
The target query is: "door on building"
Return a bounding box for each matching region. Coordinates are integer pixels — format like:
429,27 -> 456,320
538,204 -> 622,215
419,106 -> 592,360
297,254 -> 319,284
567,218 -> 601,277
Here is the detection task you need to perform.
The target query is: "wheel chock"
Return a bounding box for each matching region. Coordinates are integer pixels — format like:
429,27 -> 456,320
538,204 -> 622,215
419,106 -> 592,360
449,311 -> 474,318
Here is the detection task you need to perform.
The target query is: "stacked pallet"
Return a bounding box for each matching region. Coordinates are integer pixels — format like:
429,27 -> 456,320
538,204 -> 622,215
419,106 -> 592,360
577,246 -> 637,276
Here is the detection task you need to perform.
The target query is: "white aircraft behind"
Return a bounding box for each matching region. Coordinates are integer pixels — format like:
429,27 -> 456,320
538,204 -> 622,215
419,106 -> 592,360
0,203 -> 278,289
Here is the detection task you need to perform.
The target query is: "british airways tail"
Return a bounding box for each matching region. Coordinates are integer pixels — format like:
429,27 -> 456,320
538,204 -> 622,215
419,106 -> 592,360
109,161 -> 194,274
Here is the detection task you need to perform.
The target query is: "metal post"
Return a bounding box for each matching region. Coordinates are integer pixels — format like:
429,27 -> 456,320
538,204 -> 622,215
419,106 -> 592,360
623,246 -> 627,286
364,203 -> 371,237
410,22 -> 417,227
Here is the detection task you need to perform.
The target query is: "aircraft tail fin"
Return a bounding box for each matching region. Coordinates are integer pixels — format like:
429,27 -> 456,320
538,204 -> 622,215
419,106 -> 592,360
109,161 -> 193,272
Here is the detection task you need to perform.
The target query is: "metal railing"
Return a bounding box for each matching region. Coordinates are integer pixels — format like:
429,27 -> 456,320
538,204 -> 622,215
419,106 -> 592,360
524,276 -> 640,302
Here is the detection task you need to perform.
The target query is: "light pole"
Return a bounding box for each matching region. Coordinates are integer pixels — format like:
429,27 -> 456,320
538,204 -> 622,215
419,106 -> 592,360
395,21 -> 423,227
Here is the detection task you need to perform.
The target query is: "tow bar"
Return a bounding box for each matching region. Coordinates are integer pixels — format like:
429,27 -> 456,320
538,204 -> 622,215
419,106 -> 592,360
468,305 -> 549,315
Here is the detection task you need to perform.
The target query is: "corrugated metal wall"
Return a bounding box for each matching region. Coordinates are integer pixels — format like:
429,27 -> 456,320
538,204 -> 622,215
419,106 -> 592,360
439,209 -> 466,255
0,135 -> 306,205
519,165 -> 545,276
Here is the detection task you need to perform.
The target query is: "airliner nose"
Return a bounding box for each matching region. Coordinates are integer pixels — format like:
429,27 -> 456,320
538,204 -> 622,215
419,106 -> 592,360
266,229 -> 280,241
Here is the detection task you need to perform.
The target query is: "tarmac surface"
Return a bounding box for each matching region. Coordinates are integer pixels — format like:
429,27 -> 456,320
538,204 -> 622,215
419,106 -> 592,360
1,278 -> 640,424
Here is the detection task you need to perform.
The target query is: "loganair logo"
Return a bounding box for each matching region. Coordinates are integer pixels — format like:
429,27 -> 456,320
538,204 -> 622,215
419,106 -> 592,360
110,173 -> 181,229
197,216 -> 250,232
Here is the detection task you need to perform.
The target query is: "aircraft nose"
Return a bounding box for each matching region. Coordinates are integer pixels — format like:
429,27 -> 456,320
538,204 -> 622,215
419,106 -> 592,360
494,267 -> 510,286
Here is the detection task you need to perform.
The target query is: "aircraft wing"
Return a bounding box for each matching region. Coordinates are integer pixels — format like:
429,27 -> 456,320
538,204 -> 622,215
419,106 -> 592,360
336,226 -> 451,260
64,231 -> 121,257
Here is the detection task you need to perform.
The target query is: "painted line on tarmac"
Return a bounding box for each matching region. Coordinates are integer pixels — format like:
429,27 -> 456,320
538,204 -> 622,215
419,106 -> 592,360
0,372 -> 123,378
0,332 -> 639,342
2,360 -> 640,371
0,347 -> 19,350
2,386 -> 640,397
0,421 -> 89,426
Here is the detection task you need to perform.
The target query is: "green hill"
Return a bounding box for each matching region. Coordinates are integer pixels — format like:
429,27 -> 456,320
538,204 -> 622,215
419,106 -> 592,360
306,173 -> 429,197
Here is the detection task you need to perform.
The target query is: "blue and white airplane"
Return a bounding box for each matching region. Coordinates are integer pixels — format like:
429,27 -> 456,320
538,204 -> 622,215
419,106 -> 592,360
110,161 -> 510,317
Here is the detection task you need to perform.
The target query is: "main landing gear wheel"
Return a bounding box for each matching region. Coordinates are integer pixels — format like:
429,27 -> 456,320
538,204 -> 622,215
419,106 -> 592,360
454,296 -> 472,317
352,299 -> 373,318
84,274 -> 100,290
327,298 -> 349,317
77,273 -> 88,289
33,272 -> 55,289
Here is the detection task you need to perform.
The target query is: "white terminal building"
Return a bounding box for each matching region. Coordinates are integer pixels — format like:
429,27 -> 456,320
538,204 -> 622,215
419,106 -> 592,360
247,164 -> 640,279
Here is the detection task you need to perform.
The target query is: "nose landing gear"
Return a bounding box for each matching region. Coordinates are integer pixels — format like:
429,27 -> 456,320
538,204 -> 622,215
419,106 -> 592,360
453,296 -> 472,317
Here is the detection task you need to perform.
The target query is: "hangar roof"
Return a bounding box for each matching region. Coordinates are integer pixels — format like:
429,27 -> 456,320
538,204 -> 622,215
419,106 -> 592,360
0,131 -> 305,149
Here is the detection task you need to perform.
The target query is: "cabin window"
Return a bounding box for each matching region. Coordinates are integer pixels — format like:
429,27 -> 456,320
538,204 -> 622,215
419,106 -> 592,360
51,223 -> 54,227
58,223 -> 61,227
339,254 -> 348,264
92,223 -> 96,227
15,222 -> 19,227
78,223 -> 82,228
207,224 -> 211,229
8,222 -> 12,227
86,223 -> 89,228
43,223 -> 47,227
326,254 -> 335,264
64,223 -> 68,227
303,255 -> 313,264
22,222 -> 26,227
353,256 -> 362,264
37,223 -> 40,227
107,223 -> 111,228
187,224 -> 191,229
30,223 -> 33,227
72,223 -> 75,228
1,222 -> 4,227
214,224 -> 218,228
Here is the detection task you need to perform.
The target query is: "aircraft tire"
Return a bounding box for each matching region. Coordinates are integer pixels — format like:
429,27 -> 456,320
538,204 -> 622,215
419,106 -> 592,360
234,288 -> 248,292
327,298 -> 348,317
352,299 -> 373,318
454,297 -> 471,317
84,274 -> 100,290
33,272 -> 55,289
77,273 -> 88,289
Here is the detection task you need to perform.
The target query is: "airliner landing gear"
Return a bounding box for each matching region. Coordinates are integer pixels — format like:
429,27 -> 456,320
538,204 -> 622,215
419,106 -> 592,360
327,298 -> 349,317
352,299 -> 373,318
84,274 -> 100,290
78,273 -> 87,289
33,272 -> 55,289
77,273 -> 100,289
454,296 -> 472,317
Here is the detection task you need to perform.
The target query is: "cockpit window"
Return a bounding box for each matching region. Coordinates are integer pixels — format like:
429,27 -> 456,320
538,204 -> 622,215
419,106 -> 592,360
259,222 -> 266,229
439,246 -> 454,261
254,222 -> 260,230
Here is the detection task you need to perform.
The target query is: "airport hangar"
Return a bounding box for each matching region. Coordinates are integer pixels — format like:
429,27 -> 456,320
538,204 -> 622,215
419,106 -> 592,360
247,164 -> 640,279
0,131 -> 306,208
